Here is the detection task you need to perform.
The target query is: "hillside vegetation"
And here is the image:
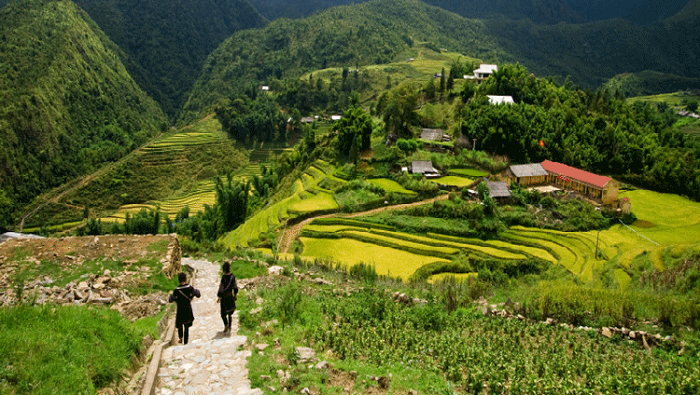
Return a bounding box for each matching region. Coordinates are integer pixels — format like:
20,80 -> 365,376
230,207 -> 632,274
74,0 -> 268,118
180,0 -> 508,122
0,0 -> 166,227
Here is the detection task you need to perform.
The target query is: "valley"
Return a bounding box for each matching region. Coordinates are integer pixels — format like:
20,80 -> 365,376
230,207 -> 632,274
1,0 -> 700,393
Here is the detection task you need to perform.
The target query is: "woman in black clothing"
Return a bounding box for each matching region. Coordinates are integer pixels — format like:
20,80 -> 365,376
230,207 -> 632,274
168,272 -> 201,344
217,261 -> 239,332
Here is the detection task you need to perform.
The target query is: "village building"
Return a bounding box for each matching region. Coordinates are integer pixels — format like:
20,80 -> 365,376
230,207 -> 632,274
420,128 -> 451,142
487,181 -> 511,201
487,95 -> 514,105
410,160 -> 440,178
501,163 -> 549,187
465,64 -> 498,83
330,115 -> 342,122
541,160 -> 619,204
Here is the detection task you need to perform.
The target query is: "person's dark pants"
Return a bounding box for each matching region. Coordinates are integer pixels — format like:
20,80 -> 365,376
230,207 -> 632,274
177,323 -> 189,344
221,312 -> 232,328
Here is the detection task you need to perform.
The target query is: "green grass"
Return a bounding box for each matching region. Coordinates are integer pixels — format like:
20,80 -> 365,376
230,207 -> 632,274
448,168 -> 489,177
0,304 -> 144,395
367,178 -> 417,195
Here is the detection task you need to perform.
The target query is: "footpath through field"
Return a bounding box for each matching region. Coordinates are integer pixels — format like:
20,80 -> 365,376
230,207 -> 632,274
154,258 -> 262,395
278,194 -> 450,254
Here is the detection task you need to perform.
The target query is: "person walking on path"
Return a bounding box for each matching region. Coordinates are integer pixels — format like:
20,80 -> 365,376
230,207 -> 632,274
169,272 -> 201,344
217,261 -> 239,332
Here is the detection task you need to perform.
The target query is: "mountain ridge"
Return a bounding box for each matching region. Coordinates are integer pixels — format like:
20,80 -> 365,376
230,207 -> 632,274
0,0 -> 166,224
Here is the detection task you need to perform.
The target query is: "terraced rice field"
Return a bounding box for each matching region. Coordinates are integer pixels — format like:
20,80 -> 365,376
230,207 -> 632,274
222,161 -> 345,248
431,175 -> 473,187
367,178 -> 417,195
296,189 -> 700,284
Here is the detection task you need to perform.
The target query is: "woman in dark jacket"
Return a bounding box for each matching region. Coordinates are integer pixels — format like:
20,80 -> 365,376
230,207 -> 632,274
169,272 -> 201,344
217,261 -> 239,332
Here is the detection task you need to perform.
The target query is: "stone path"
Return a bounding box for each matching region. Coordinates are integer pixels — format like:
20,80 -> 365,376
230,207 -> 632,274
155,258 -> 262,395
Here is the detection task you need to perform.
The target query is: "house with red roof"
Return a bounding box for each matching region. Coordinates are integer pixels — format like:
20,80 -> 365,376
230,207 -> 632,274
541,160 -> 619,204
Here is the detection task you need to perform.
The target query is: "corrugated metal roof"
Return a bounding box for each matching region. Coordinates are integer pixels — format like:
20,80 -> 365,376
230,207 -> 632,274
488,181 -> 511,198
510,163 -> 548,178
487,95 -> 514,105
541,160 -> 611,189
411,161 -> 439,175
420,128 -> 443,141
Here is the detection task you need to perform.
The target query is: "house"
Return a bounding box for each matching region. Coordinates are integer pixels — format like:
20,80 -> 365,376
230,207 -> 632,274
465,64 -> 498,83
501,163 -> 549,187
331,115 -> 342,122
410,161 -> 440,178
488,181 -> 511,200
261,86 -> 269,91
541,160 -> 619,204
420,128 -> 450,142
487,95 -> 514,105
301,117 -> 316,124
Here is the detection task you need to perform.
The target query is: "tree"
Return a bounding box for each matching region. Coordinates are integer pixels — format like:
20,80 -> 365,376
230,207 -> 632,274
382,85 -> 421,138
439,67 -> 446,92
336,106 -> 373,157
0,190 -> 13,228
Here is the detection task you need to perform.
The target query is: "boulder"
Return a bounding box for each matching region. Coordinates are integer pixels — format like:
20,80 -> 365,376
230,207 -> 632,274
268,266 -> 285,276
295,347 -> 316,363
601,327 -> 613,338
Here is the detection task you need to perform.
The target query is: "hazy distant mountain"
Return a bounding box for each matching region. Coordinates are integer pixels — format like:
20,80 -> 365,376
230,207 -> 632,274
74,0 -> 268,119
0,0 -> 166,213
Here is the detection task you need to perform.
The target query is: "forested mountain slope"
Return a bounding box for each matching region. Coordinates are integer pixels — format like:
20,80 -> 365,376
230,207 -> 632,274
0,0 -> 166,226
247,0 -> 689,25
180,0 -> 509,122
74,0 -> 268,118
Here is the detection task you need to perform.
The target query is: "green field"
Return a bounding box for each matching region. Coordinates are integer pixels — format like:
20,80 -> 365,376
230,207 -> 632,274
367,178 -> 417,194
430,175 -> 473,187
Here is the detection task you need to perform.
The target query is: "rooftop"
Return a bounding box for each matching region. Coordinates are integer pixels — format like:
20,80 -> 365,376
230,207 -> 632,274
541,160 -> 612,189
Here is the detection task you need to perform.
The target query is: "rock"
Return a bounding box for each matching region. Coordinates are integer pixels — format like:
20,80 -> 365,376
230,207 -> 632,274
92,283 -> 105,290
260,375 -> 272,380
268,266 -> 285,276
601,327 -> 613,338
256,343 -> 269,351
314,361 -> 329,370
545,318 -> 556,325
621,327 -> 630,335
629,331 -> 636,339
276,370 -> 286,378
73,289 -> 84,300
78,281 -> 89,289
295,347 -> 316,363
517,314 -> 525,321
300,388 -> 310,394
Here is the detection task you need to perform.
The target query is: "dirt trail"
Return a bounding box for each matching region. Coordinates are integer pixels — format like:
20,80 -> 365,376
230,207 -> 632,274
277,194 -> 450,254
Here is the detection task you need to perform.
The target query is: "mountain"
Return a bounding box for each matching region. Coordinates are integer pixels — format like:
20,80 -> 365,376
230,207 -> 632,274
0,0 -> 167,224
180,0 -> 510,122
74,0 -> 268,119
248,0 -> 583,24
569,0 -> 690,25
247,0 -> 690,25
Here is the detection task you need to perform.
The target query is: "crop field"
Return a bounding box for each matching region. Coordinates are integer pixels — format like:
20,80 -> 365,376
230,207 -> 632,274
222,161 -> 346,249
427,272 -> 478,283
449,168 -> 489,177
430,175 -> 473,187
367,178 -> 416,194
299,237 -> 450,280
